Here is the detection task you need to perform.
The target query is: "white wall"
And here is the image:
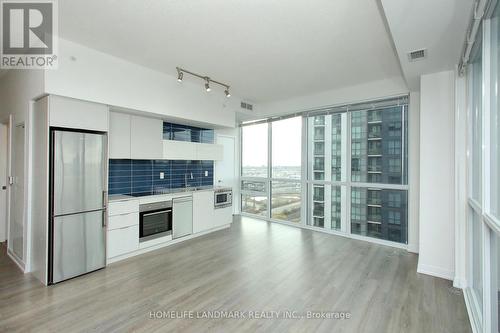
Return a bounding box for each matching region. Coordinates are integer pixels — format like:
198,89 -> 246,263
256,76 -> 408,117
30,97 -> 49,284
45,39 -> 239,128
0,70 -> 44,123
418,70 -> 456,280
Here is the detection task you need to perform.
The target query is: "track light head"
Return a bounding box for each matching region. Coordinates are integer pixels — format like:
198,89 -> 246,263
205,78 -> 211,92
177,71 -> 183,82
225,88 -> 231,98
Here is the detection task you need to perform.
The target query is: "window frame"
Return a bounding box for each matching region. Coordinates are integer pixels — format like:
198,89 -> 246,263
464,4 -> 500,332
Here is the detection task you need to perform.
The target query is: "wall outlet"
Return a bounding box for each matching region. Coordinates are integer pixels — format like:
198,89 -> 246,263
159,172 -> 164,179
205,170 -> 208,177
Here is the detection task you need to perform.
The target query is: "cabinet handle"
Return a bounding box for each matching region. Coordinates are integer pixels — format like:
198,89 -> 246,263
111,212 -> 135,217
118,226 -> 132,230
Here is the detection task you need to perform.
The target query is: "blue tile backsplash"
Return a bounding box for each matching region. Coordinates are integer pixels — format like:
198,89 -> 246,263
109,159 -> 214,195
163,122 -> 214,143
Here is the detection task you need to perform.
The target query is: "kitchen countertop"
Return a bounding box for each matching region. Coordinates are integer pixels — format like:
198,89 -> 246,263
108,185 -> 224,203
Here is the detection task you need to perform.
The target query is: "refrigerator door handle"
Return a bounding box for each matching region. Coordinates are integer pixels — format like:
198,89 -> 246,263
102,190 -> 108,209
102,209 -> 107,228
102,191 -> 108,227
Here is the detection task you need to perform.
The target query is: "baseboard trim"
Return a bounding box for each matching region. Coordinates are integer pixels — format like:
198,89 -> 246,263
407,243 -> 419,254
416,263 -> 454,280
107,224 -> 231,264
453,276 -> 467,289
7,248 -> 25,273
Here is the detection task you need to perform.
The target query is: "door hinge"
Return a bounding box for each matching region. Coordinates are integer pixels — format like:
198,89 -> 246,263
8,176 -> 14,185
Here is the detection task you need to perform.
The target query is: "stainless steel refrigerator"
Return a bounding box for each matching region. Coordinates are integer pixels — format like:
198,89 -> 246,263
49,129 -> 107,284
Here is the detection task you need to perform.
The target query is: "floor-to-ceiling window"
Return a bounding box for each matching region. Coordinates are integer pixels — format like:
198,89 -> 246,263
465,3 -> 500,332
469,28 -> 484,320
240,117 -> 302,222
348,106 -> 408,243
241,123 -> 268,216
489,4 -> 500,332
490,3 -> 499,220
241,97 -> 409,246
270,117 -> 302,222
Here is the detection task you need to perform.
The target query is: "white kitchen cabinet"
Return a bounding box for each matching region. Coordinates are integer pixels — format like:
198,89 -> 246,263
196,143 -> 223,161
107,225 -> 139,258
163,140 -> 197,160
109,112 -> 131,159
108,199 -> 139,216
130,116 -> 163,159
49,95 -> 109,132
214,206 -> 233,228
163,141 -> 223,161
108,212 -> 138,231
192,190 -> 216,233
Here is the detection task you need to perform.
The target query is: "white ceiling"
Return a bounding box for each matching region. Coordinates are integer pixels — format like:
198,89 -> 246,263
58,0 -> 404,103
380,0 -> 474,91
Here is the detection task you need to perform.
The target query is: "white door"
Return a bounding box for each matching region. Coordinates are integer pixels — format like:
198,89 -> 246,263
215,135 -> 235,188
8,122 -> 25,262
0,124 -> 7,242
215,135 -> 236,212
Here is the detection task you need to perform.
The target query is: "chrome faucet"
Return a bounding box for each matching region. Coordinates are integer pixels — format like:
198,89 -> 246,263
185,172 -> 194,189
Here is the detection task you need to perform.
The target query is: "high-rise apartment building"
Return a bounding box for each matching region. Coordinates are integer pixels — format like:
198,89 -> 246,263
350,107 -> 407,243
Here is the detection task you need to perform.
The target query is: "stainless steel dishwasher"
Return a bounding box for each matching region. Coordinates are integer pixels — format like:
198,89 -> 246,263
172,196 -> 193,239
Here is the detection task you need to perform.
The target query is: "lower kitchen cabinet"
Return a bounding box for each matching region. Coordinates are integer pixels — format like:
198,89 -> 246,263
192,191 -> 216,233
214,206 -> 232,228
107,225 -> 139,259
108,212 -> 138,230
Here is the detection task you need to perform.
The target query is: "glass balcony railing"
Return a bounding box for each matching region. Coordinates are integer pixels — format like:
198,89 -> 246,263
368,149 -> 382,155
367,165 -> 382,172
367,214 -> 382,222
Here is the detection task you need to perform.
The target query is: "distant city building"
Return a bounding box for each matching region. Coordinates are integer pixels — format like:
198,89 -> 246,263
350,107 -> 407,243
310,114 -> 342,230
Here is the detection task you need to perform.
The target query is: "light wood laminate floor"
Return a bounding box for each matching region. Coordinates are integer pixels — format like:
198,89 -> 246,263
1,216 -> 470,333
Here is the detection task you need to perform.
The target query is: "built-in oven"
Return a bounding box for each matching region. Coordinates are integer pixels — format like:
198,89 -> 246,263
214,188 -> 232,209
139,201 -> 172,241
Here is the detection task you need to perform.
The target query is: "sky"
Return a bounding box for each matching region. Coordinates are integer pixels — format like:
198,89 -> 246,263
242,117 -> 302,167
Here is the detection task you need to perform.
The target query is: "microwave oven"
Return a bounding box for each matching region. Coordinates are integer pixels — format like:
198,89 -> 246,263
214,188 -> 232,209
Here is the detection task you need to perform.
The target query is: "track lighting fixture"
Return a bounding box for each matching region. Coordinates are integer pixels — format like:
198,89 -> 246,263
175,67 -> 231,97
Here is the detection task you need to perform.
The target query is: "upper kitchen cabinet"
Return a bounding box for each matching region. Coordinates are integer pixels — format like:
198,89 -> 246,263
49,95 -> 109,132
163,141 -> 223,160
130,115 -> 163,159
109,112 -> 131,159
163,140 -> 197,160
196,143 -> 223,160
